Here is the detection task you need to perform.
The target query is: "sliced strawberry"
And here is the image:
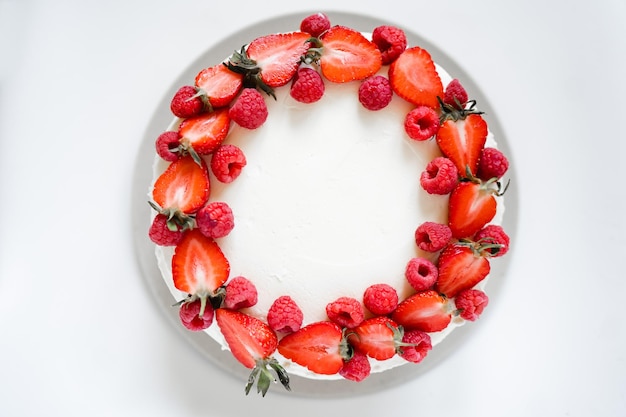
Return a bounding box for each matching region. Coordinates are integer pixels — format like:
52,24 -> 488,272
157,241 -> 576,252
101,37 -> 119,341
152,155 -> 210,214
391,290 -> 451,332
178,108 -> 230,155
436,113 -> 488,178
319,26 -> 382,83
448,180 -> 497,238
388,46 -> 443,108
277,321 -> 346,375
195,64 -> 243,108
435,243 -> 491,298
347,317 -> 401,361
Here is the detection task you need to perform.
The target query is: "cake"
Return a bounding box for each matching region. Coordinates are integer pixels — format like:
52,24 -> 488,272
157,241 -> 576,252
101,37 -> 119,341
147,13 -> 511,396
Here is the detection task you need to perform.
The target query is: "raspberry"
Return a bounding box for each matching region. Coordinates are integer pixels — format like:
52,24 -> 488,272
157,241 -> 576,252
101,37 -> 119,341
363,283 -> 398,315
443,79 -> 469,110
170,85 -> 206,118
300,12 -> 331,38
405,257 -> 438,291
228,88 -> 268,129
358,75 -> 393,111
474,224 -> 510,257
404,106 -> 440,140
454,289 -> 489,321
290,67 -> 325,103
210,144 -> 247,183
148,214 -> 184,246
267,296 -> 304,333
179,299 -> 214,331
155,131 -> 181,162
195,201 -> 234,239
414,221 -> 452,252
477,147 -> 509,181
326,297 -> 364,329
399,330 -> 432,363
224,276 -> 258,310
420,157 -> 459,195
339,351 -> 371,382
371,25 -> 407,65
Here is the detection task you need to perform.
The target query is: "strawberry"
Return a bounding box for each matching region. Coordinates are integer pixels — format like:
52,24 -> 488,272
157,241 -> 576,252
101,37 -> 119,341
151,155 -> 210,215
347,317 -> 403,361
391,290 -> 451,332
435,242 -> 491,298
277,321 -> 348,375
177,108 -> 230,158
388,46 -> 443,108
194,64 -> 243,108
215,309 -> 290,396
436,113 -> 488,179
448,177 -> 505,238
318,26 -> 382,83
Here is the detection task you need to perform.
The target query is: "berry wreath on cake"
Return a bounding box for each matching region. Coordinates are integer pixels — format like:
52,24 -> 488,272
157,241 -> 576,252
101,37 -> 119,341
147,12 -> 511,396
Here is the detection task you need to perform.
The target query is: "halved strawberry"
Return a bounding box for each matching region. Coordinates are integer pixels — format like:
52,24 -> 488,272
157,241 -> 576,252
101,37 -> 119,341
319,26 -> 382,83
436,113 -> 488,179
391,290 -> 451,332
435,243 -> 491,298
195,64 -> 244,108
178,108 -> 230,156
448,179 -> 501,238
215,309 -> 290,396
152,155 -> 210,214
347,317 -> 402,361
277,321 -> 347,375
388,46 -> 443,108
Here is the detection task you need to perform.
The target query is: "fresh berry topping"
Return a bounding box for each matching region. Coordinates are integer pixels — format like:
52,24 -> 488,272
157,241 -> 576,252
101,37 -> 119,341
170,85 -> 207,118
195,64 -> 244,108
178,108 -> 231,156
404,106 -> 440,140
477,147 -> 509,181
414,221 -> 452,252
347,317 -> 402,361
300,12 -> 331,37
210,144 -> 247,183
363,283 -> 399,315
474,224 -> 510,257
455,289 -> 489,321
224,276 -> 258,310
148,213 -> 185,246
420,157 -> 459,195
267,295 -> 304,334
358,75 -> 393,110
435,242 -> 491,298
179,298 -> 214,331
391,290 -> 452,332
443,79 -> 469,110
155,131 -> 182,162
195,201 -> 235,239
399,330 -> 432,363
389,46 -> 443,108
436,113 -> 488,179
278,321 -> 347,375
405,257 -> 438,291
326,297 -> 365,329
228,88 -> 268,129
318,26 -> 382,83
339,350 -> 371,382
290,66 -> 325,103
448,179 -> 501,238
152,155 -> 210,214
371,25 -> 407,65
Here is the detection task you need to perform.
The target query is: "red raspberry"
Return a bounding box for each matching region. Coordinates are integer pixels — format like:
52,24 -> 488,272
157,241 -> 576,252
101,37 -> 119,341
454,289 -> 489,321
228,88 -> 268,129
371,25 -> 407,65
155,131 -> 181,162
179,299 -> 214,331
363,283 -> 398,315
415,221 -> 452,252
290,67 -> 325,103
404,106 -> 440,140
195,201 -> 234,238
399,330 -> 432,363
148,214 -> 185,246
326,297 -> 364,329
170,85 -> 207,118
267,295 -> 304,333
300,12 -> 331,38
405,257 -> 438,291
477,147 -> 509,181
420,157 -> 459,195
210,144 -> 247,183
474,224 -> 510,257
224,276 -> 258,310
339,351 -> 371,382
358,75 -> 393,111
443,79 -> 469,110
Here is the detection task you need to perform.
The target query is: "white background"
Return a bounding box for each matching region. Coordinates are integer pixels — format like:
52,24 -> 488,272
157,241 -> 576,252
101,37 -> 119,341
1,0 -> 625,416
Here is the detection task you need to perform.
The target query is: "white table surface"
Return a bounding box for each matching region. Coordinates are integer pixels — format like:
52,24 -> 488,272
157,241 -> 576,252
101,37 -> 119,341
1,1 -> 625,416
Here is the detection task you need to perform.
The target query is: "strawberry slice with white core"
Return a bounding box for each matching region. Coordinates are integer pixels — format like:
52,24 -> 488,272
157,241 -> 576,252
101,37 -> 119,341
347,317 -> 402,361
388,46 -> 443,108
319,26 -> 382,83
448,179 -> 499,238
194,64 -> 243,108
178,108 -> 230,156
391,290 -> 452,332
152,155 -> 210,214
436,113 -> 488,179
435,243 -> 491,298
